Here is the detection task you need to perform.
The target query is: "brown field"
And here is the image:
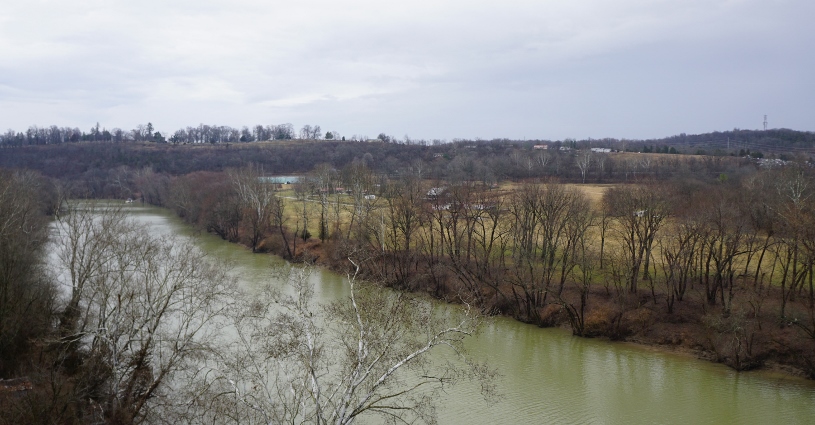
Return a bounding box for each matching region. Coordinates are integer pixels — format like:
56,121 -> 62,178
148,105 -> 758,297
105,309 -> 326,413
609,151 -> 731,161
563,183 -> 615,205
273,180 -> 797,287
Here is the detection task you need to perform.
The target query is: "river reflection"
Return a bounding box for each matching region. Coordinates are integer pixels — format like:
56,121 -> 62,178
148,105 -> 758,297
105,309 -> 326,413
121,204 -> 815,425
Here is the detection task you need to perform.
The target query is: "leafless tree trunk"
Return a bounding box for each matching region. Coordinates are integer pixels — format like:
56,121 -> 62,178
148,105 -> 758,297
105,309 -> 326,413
230,164 -> 277,252
575,150 -> 592,184
52,202 -> 234,424
603,185 -> 670,293
0,170 -> 55,376
194,260 -> 495,424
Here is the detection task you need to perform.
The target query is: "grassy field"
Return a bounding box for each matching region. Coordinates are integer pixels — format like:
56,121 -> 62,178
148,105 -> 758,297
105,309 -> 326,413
564,183 -> 615,205
271,181 -> 794,287
275,182 -> 615,236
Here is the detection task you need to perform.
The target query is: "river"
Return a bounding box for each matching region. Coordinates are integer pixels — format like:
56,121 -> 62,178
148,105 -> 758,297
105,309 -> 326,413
120,204 -> 815,424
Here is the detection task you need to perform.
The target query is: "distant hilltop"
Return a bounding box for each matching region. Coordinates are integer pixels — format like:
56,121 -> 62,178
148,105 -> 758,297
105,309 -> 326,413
640,128 -> 815,156
449,128 -> 815,158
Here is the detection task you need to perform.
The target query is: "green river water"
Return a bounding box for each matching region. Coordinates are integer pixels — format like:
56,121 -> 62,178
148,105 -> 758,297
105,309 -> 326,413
118,204 -> 815,424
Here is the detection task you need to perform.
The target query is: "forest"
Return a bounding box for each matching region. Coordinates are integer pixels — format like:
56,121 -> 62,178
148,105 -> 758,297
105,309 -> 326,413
0,130 -> 788,193
3,129 -> 815,422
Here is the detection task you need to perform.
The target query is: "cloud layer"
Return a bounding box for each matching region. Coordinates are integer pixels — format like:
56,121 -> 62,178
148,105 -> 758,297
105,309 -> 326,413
1,0 -> 812,140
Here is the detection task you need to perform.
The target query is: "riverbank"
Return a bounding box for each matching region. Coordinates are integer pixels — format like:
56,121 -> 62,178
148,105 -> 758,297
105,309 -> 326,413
240,229 -> 815,381
45,203 -> 813,424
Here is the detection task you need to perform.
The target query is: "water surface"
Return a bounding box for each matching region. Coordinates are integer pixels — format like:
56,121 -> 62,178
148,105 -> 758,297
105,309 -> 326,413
122,204 -> 815,424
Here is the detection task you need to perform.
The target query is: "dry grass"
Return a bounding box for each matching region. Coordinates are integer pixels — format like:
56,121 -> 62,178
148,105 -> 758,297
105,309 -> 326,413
276,190 -> 374,238
563,183 -> 616,206
611,151 -> 747,165
274,181 -> 795,287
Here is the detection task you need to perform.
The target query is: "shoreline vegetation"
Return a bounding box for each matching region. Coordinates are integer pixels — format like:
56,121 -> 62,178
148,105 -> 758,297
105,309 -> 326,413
158,165 -> 815,381
1,173 -> 493,424
3,135 -> 815,384
201,211 -> 814,381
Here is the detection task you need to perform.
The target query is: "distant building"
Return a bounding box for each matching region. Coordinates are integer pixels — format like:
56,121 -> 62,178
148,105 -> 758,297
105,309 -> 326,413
757,158 -> 788,168
426,187 -> 447,198
533,145 -> 549,150
591,148 -> 612,153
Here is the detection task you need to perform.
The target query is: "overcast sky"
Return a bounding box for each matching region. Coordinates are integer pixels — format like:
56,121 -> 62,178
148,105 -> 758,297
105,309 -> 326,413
1,0 -> 812,141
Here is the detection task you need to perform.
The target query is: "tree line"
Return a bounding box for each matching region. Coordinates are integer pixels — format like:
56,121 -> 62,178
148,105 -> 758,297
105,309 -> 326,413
0,122 -> 363,147
0,136 -> 766,195
4,122 -> 813,156
141,159 -> 815,378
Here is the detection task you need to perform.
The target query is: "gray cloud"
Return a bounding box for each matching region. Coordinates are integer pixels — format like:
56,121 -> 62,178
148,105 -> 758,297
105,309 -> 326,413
0,0 -> 812,139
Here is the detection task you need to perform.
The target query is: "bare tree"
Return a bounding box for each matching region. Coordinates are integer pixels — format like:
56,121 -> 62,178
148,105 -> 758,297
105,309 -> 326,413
603,185 -> 670,293
382,175 -> 425,287
658,218 -> 702,313
305,164 -> 337,241
506,183 -> 592,323
575,150 -> 592,183
194,260 -> 495,424
696,190 -> 748,311
0,170 -> 54,376
134,167 -> 171,206
342,160 -> 376,241
52,203 -> 234,424
293,179 -> 313,242
270,195 -> 295,259
299,125 -> 313,140
230,164 -> 278,252
594,152 -> 608,181
536,150 -> 551,171
299,124 -> 322,140
772,169 -> 815,318
559,219 -> 597,337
